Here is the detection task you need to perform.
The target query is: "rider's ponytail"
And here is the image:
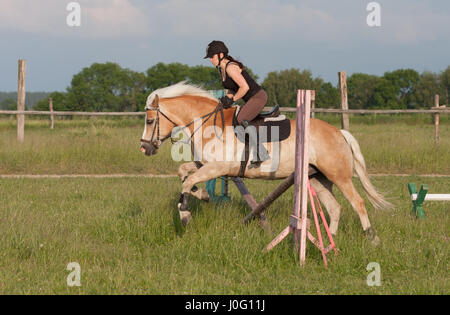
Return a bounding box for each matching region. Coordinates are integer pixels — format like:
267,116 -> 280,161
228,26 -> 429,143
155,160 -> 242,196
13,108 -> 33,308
226,55 -> 245,70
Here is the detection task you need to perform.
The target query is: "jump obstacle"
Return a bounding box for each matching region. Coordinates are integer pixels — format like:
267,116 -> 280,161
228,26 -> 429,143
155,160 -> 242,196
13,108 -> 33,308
200,89 -> 337,266
229,90 -> 337,267
408,183 -> 450,219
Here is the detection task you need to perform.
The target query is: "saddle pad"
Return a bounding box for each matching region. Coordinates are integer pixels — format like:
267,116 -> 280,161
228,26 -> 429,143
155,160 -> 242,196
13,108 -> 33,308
232,108 -> 291,143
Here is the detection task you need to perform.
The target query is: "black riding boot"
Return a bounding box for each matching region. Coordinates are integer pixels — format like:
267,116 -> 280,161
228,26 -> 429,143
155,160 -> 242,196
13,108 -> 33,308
238,120 -> 270,169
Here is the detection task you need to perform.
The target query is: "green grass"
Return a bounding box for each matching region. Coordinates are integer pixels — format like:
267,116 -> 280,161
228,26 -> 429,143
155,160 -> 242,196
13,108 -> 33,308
0,116 -> 448,294
0,117 -> 177,175
0,176 -> 448,294
0,115 -> 449,175
354,123 -> 450,174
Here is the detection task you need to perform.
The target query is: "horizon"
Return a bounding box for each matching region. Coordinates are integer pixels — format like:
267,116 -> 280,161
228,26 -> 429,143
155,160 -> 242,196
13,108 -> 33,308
2,63 -> 450,93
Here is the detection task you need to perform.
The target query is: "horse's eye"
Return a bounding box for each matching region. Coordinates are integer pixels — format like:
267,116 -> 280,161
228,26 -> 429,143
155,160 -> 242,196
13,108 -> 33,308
147,119 -> 154,124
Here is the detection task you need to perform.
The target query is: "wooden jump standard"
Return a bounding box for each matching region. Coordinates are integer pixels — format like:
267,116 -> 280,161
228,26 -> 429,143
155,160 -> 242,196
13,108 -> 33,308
233,90 -> 337,267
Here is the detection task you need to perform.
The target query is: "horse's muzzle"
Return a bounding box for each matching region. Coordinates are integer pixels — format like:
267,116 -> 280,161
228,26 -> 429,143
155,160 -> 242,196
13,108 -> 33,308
140,142 -> 157,156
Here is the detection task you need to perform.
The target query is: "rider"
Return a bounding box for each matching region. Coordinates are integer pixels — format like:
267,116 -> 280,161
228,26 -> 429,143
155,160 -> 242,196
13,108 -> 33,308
204,40 -> 270,168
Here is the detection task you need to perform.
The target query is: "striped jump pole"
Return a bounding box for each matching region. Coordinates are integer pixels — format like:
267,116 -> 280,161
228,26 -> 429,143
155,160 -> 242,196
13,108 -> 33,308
263,90 -> 337,267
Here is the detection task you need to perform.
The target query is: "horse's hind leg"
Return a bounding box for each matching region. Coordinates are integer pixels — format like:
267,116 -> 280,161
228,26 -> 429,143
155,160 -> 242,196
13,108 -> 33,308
333,177 -> 379,245
310,173 -> 341,235
177,162 -> 209,202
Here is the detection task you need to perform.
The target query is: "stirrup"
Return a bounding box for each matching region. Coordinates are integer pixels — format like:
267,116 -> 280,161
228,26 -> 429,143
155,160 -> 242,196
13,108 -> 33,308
257,104 -> 280,118
248,154 -> 270,169
248,161 -> 263,169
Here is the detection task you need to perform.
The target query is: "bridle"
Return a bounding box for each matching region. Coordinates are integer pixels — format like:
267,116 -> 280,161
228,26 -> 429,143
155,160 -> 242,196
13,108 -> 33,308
140,102 -> 226,149
140,106 -> 177,147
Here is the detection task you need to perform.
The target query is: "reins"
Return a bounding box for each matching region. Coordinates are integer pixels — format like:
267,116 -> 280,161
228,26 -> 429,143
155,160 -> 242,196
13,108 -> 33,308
140,101 -> 226,147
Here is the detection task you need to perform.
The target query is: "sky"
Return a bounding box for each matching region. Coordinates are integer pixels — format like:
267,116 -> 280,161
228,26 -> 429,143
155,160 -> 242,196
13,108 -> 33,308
0,0 -> 449,92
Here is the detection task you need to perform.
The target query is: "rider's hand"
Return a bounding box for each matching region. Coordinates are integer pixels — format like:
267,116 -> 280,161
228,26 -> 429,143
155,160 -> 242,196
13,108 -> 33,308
219,96 -> 234,108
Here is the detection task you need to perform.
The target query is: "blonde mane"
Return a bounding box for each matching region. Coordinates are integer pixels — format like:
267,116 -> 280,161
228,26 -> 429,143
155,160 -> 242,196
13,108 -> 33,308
145,81 -> 218,109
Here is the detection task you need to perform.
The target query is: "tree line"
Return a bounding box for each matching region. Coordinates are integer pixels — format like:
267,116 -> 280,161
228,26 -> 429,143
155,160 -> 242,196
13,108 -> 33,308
1,62 -> 449,112
0,92 -> 50,110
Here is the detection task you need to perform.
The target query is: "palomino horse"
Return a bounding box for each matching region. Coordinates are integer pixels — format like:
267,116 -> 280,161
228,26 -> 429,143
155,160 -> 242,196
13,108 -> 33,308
140,82 -> 392,244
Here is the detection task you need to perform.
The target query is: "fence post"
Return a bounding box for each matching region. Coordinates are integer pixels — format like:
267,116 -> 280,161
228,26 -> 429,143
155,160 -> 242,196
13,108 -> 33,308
338,71 -> 349,130
49,98 -> 54,129
17,59 -> 26,142
434,94 -> 439,145
311,90 -> 316,118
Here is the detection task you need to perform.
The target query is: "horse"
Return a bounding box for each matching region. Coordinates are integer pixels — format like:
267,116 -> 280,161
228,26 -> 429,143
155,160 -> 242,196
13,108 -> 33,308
140,82 -> 393,244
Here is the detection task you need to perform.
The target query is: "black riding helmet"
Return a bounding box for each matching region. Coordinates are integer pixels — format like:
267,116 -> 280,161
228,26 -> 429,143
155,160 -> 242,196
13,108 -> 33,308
204,40 -> 228,59
204,40 -> 229,71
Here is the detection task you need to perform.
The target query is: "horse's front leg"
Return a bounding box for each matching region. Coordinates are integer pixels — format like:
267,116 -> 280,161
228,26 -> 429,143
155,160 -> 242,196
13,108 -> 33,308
177,162 -> 231,226
177,162 -> 209,202
177,162 -> 198,181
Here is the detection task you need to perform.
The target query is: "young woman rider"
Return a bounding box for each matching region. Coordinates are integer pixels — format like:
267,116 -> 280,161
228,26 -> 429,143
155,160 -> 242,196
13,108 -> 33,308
204,40 -> 270,168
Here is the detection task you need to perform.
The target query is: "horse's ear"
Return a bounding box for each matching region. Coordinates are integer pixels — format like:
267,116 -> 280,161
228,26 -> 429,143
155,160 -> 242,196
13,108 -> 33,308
152,94 -> 159,107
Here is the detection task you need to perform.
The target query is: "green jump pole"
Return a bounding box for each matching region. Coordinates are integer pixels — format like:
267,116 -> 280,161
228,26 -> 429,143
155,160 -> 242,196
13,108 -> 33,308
206,176 -> 231,202
408,183 -> 427,219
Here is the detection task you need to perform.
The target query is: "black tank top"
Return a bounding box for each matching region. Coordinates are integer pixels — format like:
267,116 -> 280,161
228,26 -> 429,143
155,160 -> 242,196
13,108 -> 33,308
221,61 -> 261,102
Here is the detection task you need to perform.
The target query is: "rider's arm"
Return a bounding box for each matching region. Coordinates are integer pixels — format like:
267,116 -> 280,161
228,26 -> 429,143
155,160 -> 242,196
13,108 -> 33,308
226,64 -> 249,102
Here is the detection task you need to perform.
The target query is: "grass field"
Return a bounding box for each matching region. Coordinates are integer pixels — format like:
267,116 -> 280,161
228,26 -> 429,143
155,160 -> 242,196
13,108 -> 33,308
0,114 -> 449,175
0,176 -> 448,294
0,116 -> 448,294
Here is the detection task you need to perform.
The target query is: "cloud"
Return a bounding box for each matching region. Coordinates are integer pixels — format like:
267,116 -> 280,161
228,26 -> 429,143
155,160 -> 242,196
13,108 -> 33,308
82,0 -> 151,37
152,0 -> 339,41
0,0 -> 447,44
360,1 -> 450,44
150,0 -> 450,46
388,7 -> 449,43
0,0 -> 151,38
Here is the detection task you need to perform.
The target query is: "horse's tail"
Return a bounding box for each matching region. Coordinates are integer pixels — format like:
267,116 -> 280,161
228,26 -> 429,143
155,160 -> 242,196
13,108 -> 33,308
340,129 -> 394,210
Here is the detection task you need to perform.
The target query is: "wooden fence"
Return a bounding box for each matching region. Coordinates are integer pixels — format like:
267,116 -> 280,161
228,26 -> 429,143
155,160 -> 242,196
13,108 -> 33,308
2,108 -> 449,115
4,61 -> 449,143
2,107 -> 448,144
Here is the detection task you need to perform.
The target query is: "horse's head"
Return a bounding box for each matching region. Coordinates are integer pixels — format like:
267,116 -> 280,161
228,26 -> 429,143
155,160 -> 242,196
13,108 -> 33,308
140,81 -> 221,156
140,94 -> 175,156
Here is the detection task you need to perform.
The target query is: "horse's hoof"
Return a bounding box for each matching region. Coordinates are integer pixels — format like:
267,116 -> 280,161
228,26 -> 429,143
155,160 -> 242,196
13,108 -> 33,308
200,189 -> 210,202
179,211 -> 192,227
191,188 -> 210,202
178,192 -> 190,211
365,227 -> 380,246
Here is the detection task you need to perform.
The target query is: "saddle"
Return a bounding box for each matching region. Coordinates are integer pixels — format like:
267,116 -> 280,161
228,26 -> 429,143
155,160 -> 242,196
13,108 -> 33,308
231,104 -> 291,177
232,104 -> 291,143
